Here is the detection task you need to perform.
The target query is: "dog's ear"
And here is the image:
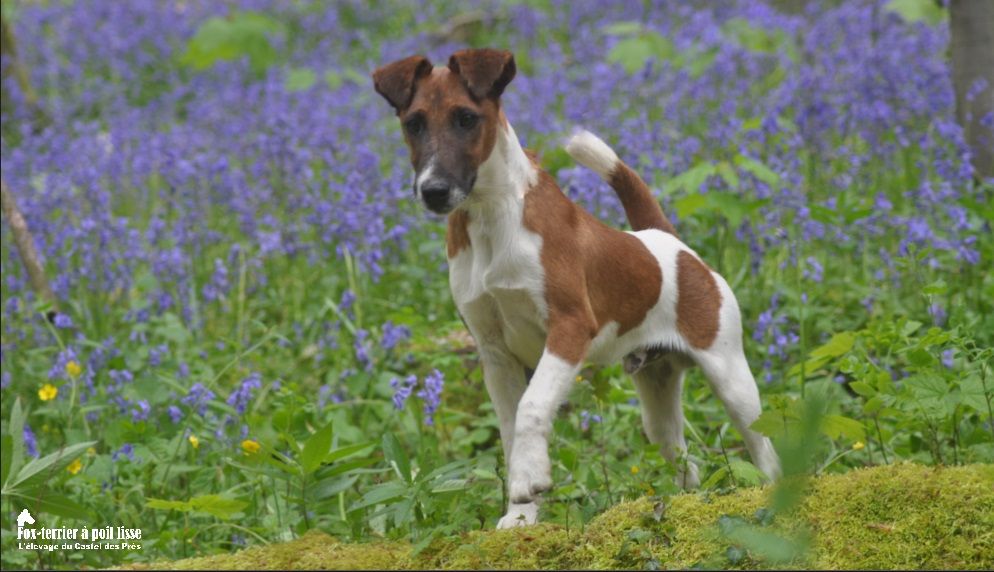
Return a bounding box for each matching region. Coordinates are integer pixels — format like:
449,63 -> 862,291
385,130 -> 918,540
372,55 -> 433,112
448,49 -> 516,101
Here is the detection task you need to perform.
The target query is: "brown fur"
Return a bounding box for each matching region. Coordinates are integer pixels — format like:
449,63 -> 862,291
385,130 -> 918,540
446,209 -> 470,258
676,250 -> 722,349
608,162 -> 679,236
522,170 -> 663,363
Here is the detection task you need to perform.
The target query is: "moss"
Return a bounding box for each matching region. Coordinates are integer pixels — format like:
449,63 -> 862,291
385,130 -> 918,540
125,463 -> 994,570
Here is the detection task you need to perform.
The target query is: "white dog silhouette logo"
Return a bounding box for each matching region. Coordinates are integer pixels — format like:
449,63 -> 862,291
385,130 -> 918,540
17,509 -> 35,528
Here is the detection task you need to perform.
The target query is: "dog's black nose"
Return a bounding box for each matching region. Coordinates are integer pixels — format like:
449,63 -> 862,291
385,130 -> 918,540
421,182 -> 450,211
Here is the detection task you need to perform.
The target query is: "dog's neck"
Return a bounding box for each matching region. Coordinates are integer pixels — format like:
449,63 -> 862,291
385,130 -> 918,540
468,117 -> 538,213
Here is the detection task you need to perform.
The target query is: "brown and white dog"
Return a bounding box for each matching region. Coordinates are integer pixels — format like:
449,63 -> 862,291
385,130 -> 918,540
373,49 -> 781,528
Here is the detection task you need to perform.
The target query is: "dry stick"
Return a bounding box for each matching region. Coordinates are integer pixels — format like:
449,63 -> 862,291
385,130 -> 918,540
1,14 -> 48,126
1,178 -> 58,315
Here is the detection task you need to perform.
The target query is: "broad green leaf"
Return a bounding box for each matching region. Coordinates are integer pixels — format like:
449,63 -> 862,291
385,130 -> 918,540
312,475 -> 359,500
301,424 -> 334,475
809,331 -> 856,360
180,12 -> 285,74
1,435 -> 12,488
430,478 -> 469,493
28,493 -> 91,520
286,68 -> 317,92
701,466 -> 729,489
607,32 -> 675,74
601,21 -> 644,36
147,498 -> 191,512
885,0 -> 947,25
674,194 -> 708,219
189,495 -> 248,519
381,434 -> 411,483
8,441 -> 97,493
324,442 -> 375,465
349,481 -> 407,512
820,415 -> 866,441
716,161 -> 740,190
7,398 -> 26,482
729,460 -> 768,486
849,381 -> 876,398
734,155 -> 780,186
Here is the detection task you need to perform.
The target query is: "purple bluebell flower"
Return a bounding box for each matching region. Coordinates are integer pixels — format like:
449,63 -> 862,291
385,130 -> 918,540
941,349 -> 955,369
182,383 -> 216,417
131,400 -> 151,422
390,375 -> 417,411
112,443 -> 136,463
23,424 -> 39,457
53,313 -> 74,329
580,410 -> 602,431
417,369 -> 445,426
226,373 -> 262,415
380,321 -> 411,351
168,405 -> 183,423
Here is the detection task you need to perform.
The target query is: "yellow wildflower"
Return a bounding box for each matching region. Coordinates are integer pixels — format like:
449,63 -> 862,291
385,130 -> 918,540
575,375 -> 583,383
852,441 -> 865,451
630,465 -> 640,475
38,384 -> 58,401
86,447 -> 96,456
67,459 -> 83,475
241,439 -> 260,455
189,435 -> 200,449
65,361 -> 82,379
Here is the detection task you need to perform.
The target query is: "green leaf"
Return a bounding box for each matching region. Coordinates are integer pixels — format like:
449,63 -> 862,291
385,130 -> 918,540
147,495 -> 248,520
733,155 -> 780,186
349,481 -> 407,512
29,494 -> 91,521
701,466 -> 729,489
885,0 -> 947,25
820,415 -> 866,441
6,398 -> 26,482
324,442 -> 375,465
729,460 -> 768,486
381,434 -> 411,483
430,478 -> 469,493
922,280 -> 947,296
716,161 -> 740,190
810,331 -> 856,360
301,424 -> 334,475
180,12 -> 285,75
1,435 -> 12,488
286,68 -> 317,92
601,21 -> 644,36
7,441 -> 97,493
190,495 -> 248,519
850,381 -> 876,398
674,194 -> 708,220
607,32 -> 675,74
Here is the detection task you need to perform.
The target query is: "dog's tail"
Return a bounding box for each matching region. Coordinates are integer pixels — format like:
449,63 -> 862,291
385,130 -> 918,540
565,130 -> 678,236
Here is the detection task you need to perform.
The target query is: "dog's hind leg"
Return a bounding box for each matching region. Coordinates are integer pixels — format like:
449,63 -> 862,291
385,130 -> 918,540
632,357 -> 700,489
694,348 -> 782,481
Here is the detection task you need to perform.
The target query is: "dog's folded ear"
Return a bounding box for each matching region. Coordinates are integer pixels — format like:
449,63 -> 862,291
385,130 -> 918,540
372,55 -> 434,112
448,49 -> 516,101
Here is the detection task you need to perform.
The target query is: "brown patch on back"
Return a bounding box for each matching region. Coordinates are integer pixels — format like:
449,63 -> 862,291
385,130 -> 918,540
676,250 -> 722,349
446,209 -> 470,258
609,163 -> 679,236
523,170 -> 663,364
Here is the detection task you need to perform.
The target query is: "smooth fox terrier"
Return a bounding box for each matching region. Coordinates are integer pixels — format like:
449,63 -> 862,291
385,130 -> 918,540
373,48 -> 781,529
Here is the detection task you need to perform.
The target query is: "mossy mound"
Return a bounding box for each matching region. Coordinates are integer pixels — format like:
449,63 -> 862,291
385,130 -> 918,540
124,463 -> 994,570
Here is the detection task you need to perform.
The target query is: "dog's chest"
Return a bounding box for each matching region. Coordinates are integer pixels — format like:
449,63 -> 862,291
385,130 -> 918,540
449,207 -> 548,367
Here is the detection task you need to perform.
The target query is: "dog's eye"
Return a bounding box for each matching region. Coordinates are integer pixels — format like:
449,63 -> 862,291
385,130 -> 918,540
456,110 -> 479,130
405,116 -> 425,136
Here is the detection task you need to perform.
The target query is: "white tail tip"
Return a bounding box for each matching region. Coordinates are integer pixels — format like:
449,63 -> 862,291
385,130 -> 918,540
565,129 -> 619,180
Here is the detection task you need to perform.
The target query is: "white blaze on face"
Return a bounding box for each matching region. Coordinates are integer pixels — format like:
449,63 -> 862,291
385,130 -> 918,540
415,156 -> 437,199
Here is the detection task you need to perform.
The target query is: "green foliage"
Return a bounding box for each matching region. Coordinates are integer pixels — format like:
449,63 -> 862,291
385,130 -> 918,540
886,0 -> 948,25
180,12 -> 285,75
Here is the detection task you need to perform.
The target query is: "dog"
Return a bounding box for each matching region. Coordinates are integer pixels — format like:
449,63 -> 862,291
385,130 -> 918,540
373,48 -> 781,529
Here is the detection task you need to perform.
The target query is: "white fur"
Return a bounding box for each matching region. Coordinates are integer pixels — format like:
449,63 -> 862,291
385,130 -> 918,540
448,122 -> 780,528
565,129 -> 619,180
415,157 -> 436,197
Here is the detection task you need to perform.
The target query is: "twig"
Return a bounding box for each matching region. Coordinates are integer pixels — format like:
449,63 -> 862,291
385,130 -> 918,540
1,177 -> 58,316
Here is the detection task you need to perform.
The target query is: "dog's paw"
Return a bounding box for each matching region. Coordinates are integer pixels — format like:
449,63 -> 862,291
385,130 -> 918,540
496,502 -> 539,529
508,445 -> 552,503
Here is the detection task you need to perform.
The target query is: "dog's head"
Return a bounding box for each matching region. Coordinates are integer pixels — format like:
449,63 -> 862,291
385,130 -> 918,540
373,49 -> 516,214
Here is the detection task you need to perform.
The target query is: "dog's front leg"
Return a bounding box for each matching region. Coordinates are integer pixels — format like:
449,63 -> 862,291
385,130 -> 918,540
507,336 -> 587,505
